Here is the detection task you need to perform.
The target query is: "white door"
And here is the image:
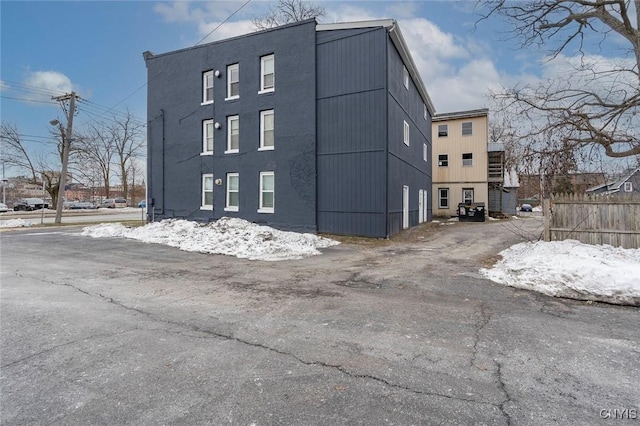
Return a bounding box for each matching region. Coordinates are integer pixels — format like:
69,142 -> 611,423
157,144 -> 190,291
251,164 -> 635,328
422,190 -> 428,222
402,185 -> 409,229
418,189 -> 424,223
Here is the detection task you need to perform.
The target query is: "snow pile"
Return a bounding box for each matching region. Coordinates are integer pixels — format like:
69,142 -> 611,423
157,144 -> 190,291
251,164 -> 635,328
0,219 -> 33,228
480,240 -> 640,306
82,217 -> 339,261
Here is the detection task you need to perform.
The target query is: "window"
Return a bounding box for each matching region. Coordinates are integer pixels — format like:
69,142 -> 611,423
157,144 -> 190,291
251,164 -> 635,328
624,181 -> 633,192
403,65 -> 409,90
260,54 -> 275,93
462,188 -> 474,204
438,154 -> 448,167
260,110 -> 274,150
202,119 -> 214,154
438,188 -> 449,209
423,103 -> 428,121
225,173 -> 239,211
259,171 -> 274,213
462,153 -> 473,167
202,71 -> 214,104
438,124 -> 448,137
403,120 -> 410,146
226,115 -> 239,153
201,174 -> 213,210
423,143 -> 428,162
462,122 -> 472,136
226,64 -> 239,100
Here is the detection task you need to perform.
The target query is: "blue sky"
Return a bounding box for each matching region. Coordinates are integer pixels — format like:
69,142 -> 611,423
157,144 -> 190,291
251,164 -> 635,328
0,0 -> 603,177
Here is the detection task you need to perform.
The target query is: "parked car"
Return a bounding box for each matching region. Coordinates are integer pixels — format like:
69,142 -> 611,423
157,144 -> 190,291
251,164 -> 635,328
0,202 -> 8,212
70,201 -> 98,210
99,198 -> 127,208
520,203 -> 533,212
137,200 -> 146,208
13,198 -> 49,211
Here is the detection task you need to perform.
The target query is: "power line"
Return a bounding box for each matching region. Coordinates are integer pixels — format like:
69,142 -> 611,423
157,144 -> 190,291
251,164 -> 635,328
1,95 -> 58,105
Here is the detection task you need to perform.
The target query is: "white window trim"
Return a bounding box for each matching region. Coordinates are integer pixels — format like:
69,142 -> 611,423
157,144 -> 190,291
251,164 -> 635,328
438,154 -> 448,167
462,153 -> 473,167
438,124 -> 448,137
259,110 -> 275,151
438,188 -> 449,209
259,54 -> 275,94
224,172 -> 239,212
423,103 -> 428,121
202,70 -> 214,105
201,119 -> 214,155
225,63 -> 239,101
403,65 -> 409,90
423,143 -> 428,162
403,120 -> 410,146
225,115 -> 239,154
201,174 -> 214,210
624,181 -> 633,192
258,171 -> 275,213
462,189 -> 474,204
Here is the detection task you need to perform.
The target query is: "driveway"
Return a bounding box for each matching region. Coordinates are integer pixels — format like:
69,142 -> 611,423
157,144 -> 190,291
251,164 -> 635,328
1,218 -> 638,425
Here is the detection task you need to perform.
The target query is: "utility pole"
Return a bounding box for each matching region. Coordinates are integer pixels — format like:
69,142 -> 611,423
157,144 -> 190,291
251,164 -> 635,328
52,92 -> 78,224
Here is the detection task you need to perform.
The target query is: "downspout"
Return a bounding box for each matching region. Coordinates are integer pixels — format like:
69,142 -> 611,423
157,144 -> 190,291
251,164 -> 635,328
384,26 -> 390,238
160,108 -> 165,216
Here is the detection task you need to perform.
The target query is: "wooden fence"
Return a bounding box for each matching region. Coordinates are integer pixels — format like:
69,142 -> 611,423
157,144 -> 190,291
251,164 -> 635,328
543,193 -> 640,249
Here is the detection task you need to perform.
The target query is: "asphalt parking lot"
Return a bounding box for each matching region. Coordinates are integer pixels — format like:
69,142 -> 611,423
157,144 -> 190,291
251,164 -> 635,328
1,218 -> 638,425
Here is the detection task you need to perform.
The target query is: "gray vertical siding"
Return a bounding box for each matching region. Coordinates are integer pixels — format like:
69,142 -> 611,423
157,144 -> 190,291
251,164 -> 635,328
386,37 -> 432,235
316,27 -> 389,237
145,20 -> 317,232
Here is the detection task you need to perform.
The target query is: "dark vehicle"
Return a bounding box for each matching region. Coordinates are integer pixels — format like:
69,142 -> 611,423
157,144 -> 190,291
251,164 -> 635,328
13,198 -> 49,211
70,202 -> 98,210
520,203 -> 533,212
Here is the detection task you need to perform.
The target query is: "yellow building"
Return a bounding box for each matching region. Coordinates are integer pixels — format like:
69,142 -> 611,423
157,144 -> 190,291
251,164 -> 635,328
431,109 -> 504,217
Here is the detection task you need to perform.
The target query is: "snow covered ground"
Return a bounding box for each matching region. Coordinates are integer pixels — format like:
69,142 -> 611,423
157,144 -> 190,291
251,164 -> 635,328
82,217 -> 339,261
0,218 -> 33,228
480,240 -> 640,306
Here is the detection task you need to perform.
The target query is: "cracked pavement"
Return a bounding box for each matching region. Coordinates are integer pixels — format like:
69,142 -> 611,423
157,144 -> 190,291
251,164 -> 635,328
1,218 -> 639,425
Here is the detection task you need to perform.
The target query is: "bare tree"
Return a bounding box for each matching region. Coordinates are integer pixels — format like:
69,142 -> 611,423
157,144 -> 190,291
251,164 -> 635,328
74,122 -> 115,198
252,0 -> 325,30
0,121 -> 67,206
480,0 -> 640,159
111,110 -> 145,201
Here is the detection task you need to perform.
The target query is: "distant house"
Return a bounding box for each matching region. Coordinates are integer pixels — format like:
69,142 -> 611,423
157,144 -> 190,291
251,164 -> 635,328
586,167 -> 640,197
431,109 -> 505,216
144,19 -> 434,238
518,172 -> 606,204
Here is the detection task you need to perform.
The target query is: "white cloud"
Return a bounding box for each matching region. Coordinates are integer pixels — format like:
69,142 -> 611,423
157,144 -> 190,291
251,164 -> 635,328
197,19 -> 256,44
22,70 -> 75,103
385,2 -> 419,19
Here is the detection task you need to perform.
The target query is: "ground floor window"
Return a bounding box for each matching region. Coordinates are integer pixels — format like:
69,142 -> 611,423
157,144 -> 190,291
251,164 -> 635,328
259,171 -> 274,213
201,174 -> 213,210
438,188 -> 449,209
462,188 -> 474,204
225,173 -> 239,211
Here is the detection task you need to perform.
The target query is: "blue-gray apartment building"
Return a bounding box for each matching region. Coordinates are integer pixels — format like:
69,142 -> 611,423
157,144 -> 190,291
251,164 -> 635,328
144,19 -> 434,238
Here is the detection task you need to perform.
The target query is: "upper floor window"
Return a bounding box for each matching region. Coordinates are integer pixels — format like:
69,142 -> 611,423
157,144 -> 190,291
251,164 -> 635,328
260,110 -> 274,150
438,154 -> 448,167
259,171 -> 275,213
462,122 -> 472,136
202,71 -> 214,104
438,124 -> 448,137
624,181 -> 633,192
423,103 -> 428,121
202,119 -> 214,154
462,152 -> 473,167
201,174 -> 213,210
227,64 -> 239,100
226,115 -> 239,153
403,120 -> 410,146
260,54 -> 275,93
423,143 -> 428,162
225,172 -> 239,212
403,65 -> 409,90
